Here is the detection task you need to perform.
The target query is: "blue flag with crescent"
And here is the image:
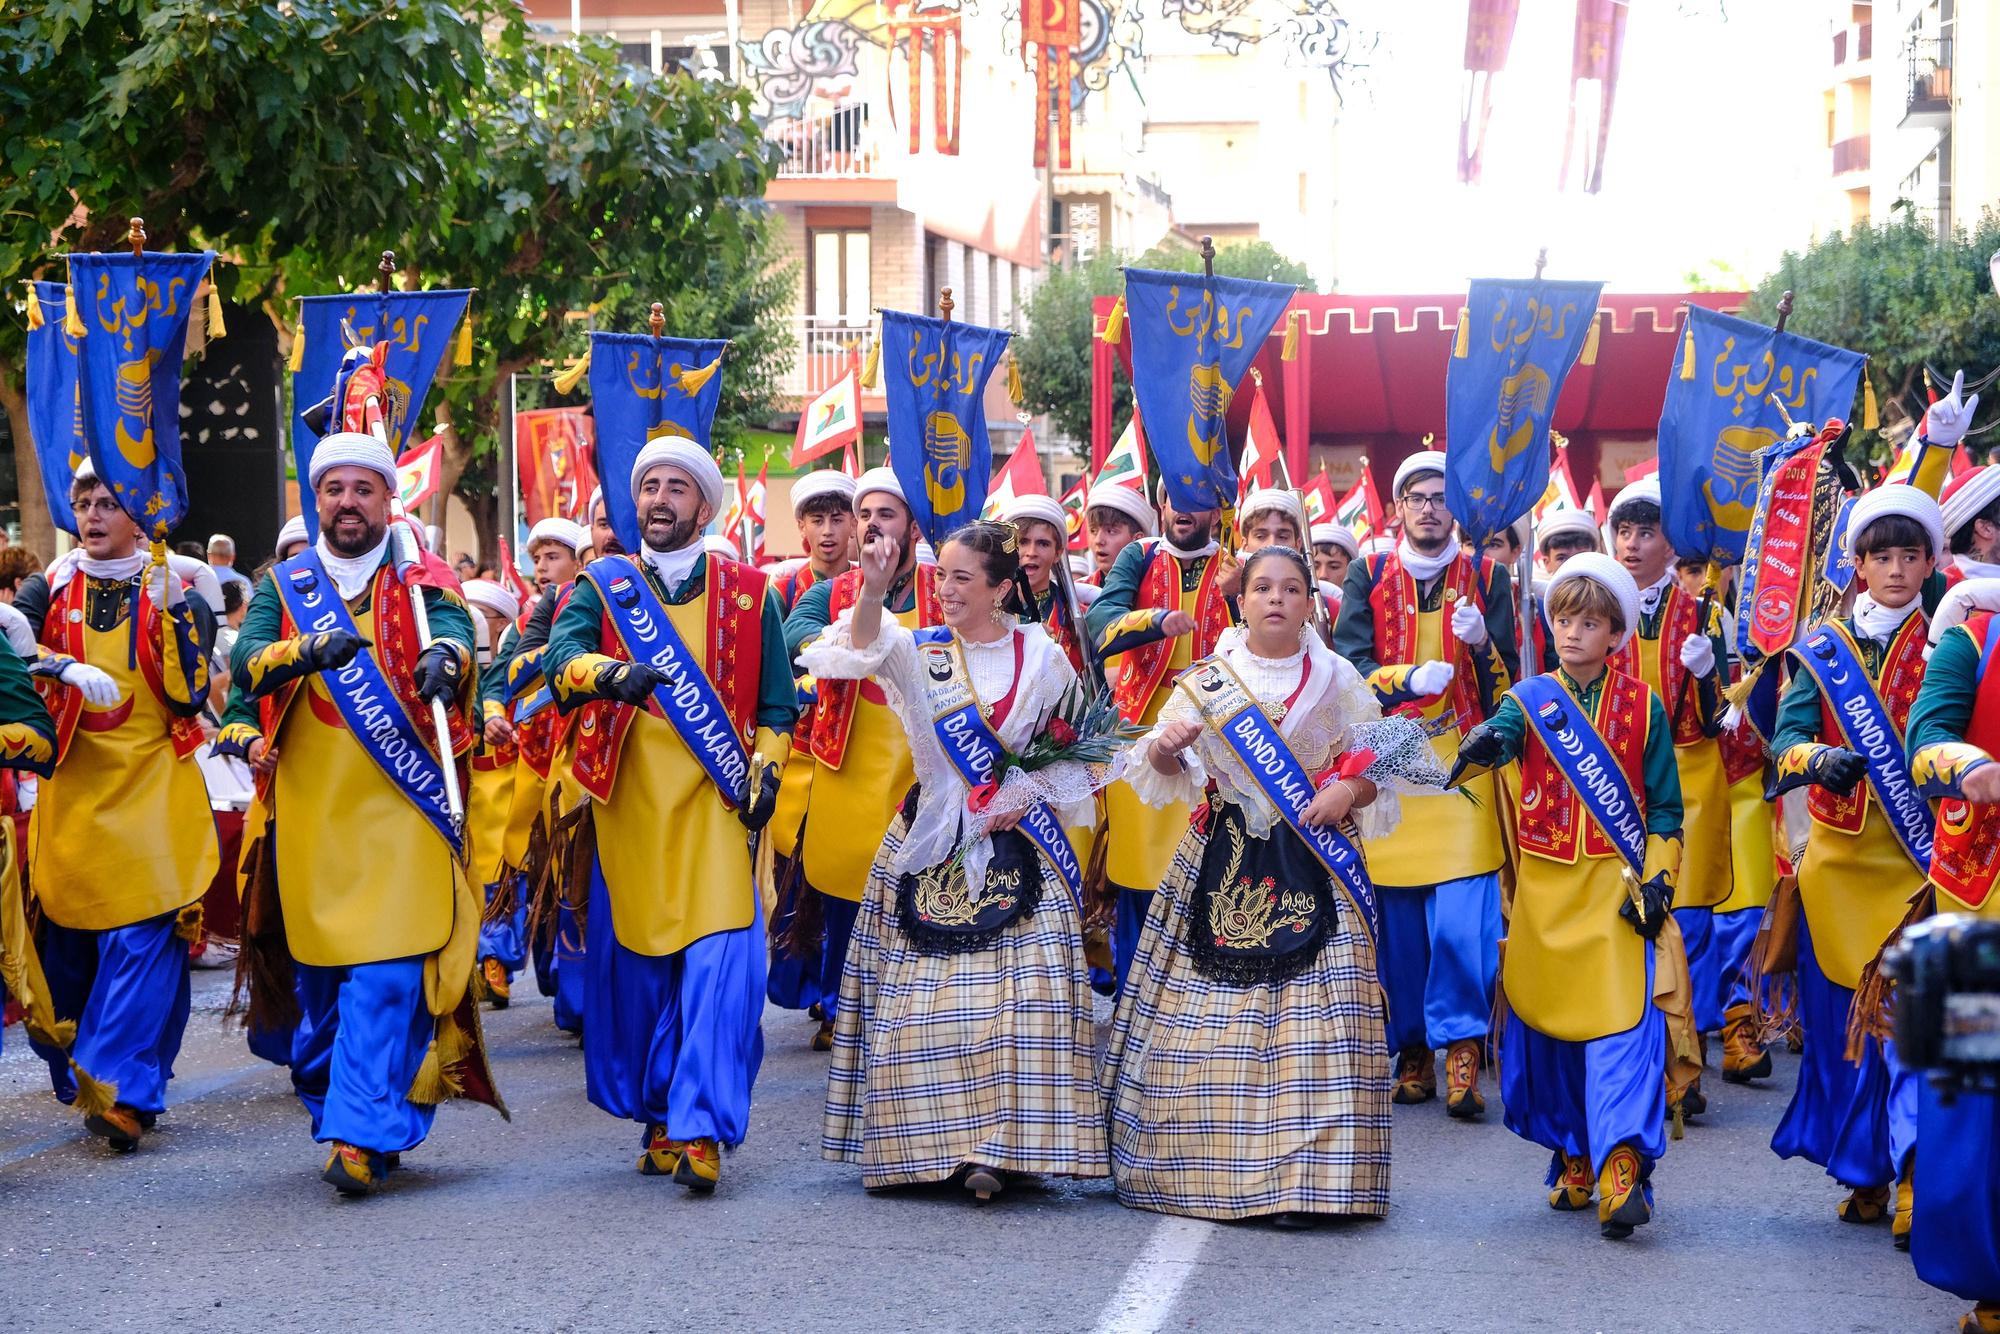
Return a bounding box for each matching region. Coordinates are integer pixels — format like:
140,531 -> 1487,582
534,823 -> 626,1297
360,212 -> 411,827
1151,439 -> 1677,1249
1657,304 -> 1866,566
1443,278 -> 1603,547
587,331 -> 728,556
292,288 -> 471,536
24,280 -> 85,536
880,310 -> 1011,542
1123,268 -> 1295,514
67,250 -> 214,540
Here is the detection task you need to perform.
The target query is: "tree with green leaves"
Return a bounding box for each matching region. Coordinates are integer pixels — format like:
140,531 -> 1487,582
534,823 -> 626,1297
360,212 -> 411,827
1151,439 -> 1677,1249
1013,239 -> 1315,446
1743,208 -> 2000,464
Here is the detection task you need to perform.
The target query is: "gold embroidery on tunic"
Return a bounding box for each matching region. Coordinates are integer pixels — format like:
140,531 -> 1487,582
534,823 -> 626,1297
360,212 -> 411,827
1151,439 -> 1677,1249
912,859 -> 1021,925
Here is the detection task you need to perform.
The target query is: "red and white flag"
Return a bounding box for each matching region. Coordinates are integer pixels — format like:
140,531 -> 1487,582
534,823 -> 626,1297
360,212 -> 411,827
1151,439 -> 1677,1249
1333,458 -> 1383,540
1097,411 -> 1148,491
720,463 -> 748,547
1237,378 -> 1284,503
1058,477 -> 1090,551
497,537 -> 534,608
1533,447 -> 1587,523
1301,469 -> 1338,525
396,432 -> 446,512
791,366 -> 862,467
983,428 -> 1048,518
744,464 -> 768,561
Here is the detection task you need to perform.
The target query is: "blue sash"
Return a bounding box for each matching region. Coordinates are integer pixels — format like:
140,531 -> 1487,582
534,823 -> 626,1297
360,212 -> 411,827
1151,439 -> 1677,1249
272,550 -> 462,854
911,627 -> 1084,909
582,555 -> 750,806
1790,621 -> 1934,871
1176,656 -> 1380,947
1513,674 -> 1647,877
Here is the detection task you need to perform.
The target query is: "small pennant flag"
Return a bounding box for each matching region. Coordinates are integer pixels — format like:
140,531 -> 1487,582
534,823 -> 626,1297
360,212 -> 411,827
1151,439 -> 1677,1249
1532,446 -> 1587,523
498,537 -> 534,607
396,432 -> 446,511
745,463 -> 768,561
1333,458 -> 1383,541
1059,477 -> 1090,551
1302,469 -> 1338,525
983,428 -> 1048,519
1237,377 -> 1284,504
720,461 -> 748,547
791,366 -> 862,467
1098,411 -> 1148,491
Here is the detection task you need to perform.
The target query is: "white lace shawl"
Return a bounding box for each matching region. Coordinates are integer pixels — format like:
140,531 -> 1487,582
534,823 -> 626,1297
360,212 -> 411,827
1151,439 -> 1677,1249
797,613 -> 1100,887
1112,626 -> 1410,842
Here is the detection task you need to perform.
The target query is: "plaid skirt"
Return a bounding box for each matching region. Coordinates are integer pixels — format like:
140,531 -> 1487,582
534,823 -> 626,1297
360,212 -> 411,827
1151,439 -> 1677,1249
821,815 -> 1109,1187
1099,816 -> 1392,1220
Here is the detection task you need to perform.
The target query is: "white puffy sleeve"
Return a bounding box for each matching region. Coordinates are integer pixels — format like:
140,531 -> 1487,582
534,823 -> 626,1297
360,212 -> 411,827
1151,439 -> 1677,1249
1109,682 -> 1209,809
797,606 -> 920,689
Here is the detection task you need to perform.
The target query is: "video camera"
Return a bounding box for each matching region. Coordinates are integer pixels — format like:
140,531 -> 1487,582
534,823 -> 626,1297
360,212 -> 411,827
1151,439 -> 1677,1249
1884,913 -> 2000,1100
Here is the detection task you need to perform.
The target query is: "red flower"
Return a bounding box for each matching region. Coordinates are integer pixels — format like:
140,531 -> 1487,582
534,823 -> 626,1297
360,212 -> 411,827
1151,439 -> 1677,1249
1047,717 -> 1079,748
967,780 -> 999,813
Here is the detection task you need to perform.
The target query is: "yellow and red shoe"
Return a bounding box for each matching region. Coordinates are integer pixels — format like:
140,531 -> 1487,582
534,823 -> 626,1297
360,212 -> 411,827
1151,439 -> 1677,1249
1549,1153 -> 1594,1211
1720,1002 -> 1771,1084
1894,1158 -> 1915,1252
321,1141 -> 384,1196
1597,1144 -> 1652,1239
1961,1303 -> 2000,1333
1444,1039 -> 1485,1120
1391,1049 -> 1436,1105
637,1122 -> 682,1176
1836,1184 -> 1890,1225
84,1104 -> 144,1154
675,1137 -> 721,1193
481,957 -> 511,1010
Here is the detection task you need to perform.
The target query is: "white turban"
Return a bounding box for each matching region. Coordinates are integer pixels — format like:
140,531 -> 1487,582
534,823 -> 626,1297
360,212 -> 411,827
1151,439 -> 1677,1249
310,432 -> 398,490
527,517 -> 588,555
1545,551 -> 1642,649
1238,487 -> 1306,539
792,470 -> 857,515
1848,483 -> 1945,561
586,485 -> 605,519
1608,478 -> 1662,526
1001,494 -> 1069,535
1310,522 -> 1359,557
1942,466 -> 2000,537
1536,508 -> 1603,552
702,533 -> 741,559
630,438 -> 726,516
460,578 -> 519,623
1086,482 -> 1157,536
855,467 -> 906,510
276,515 -> 309,555
1392,450 -> 1447,499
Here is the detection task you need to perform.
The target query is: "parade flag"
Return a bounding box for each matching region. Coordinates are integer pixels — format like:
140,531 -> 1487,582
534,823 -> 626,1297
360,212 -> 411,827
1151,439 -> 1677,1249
983,428 -> 1047,518
881,308 -> 1011,541
67,249 -> 216,540
1098,411 -> 1148,490
792,365 -> 862,467
1333,464 -> 1382,541
1058,476 -> 1089,550
23,279 -> 85,535
1459,0 -> 1521,185
586,331 -> 728,554
498,537 -> 534,607
1302,469 -> 1338,526
1532,443 -> 1588,522
1562,0 -> 1628,194
516,407 -> 597,525
292,288 -> 471,536
1443,278 -> 1603,548
1124,267 -> 1295,513
746,463 -> 768,561
1585,475 -> 1608,524
1237,377 -> 1285,502
396,432 -> 446,511
1657,305 -> 1866,566
720,462 -> 748,549
840,436 -> 861,478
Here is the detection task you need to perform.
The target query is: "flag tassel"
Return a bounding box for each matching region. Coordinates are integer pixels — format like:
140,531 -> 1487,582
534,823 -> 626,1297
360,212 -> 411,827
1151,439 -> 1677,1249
25,286 -> 43,331
206,282 -> 226,340
1101,297 -> 1125,345
1452,308 -> 1470,359
1863,373 -> 1880,430
288,319 -> 306,373
860,336 -> 881,390
553,348 -> 591,396
1679,323 -> 1696,381
63,285 -> 84,338
1281,309 -> 1301,363
1579,311 -> 1600,366
674,353 -> 722,397
455,315 -> 473,367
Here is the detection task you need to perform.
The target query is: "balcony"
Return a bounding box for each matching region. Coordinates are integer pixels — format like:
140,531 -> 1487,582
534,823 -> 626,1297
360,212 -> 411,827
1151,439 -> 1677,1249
1832,134 -> 1870,175
1904,37 -> 1953,129
776,316 -> 877,403
1832,23 -> 1871,66
771,102 -> 882,179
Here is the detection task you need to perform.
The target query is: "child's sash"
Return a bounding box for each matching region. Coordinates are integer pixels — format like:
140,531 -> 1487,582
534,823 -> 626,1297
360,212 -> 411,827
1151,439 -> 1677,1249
1513,673 -> 1647,877
1790,621 -> 1933,871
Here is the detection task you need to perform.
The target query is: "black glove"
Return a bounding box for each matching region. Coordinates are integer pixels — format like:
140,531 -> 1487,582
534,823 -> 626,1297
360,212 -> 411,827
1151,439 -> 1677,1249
1807,745 -> 1867,797
1447,721 -> 1507,787
738,762 -> 781,833
412,643 -> 464,705
594,660 -> 668,707
300,629 -> 369,675
1620,872 -> 1674,941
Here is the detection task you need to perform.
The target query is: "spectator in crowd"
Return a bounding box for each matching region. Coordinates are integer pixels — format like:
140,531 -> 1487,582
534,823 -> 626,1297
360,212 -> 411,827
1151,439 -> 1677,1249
0,546 -> 38,603
207,533 -> 253,593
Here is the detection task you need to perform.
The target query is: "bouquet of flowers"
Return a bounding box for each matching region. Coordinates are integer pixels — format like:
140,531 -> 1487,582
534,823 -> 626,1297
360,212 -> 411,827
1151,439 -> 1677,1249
966,677 -> 1144,816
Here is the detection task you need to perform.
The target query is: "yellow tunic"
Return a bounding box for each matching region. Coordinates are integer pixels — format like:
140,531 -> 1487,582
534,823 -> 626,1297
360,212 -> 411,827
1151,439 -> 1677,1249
1714,770 -> 1776,915
1505,853 -> 1646,1041
1363,604 -> 1504,887
273,598 -> 457,968
801,604 -> 924,903
1799,804 -> 1926,991
1104,583 -> 1204,891
771,732 -> 813,860
1636,639 -> 1731,908
32,619 -> 219,931
468,752 -> 514,886
593,587 -> 755,957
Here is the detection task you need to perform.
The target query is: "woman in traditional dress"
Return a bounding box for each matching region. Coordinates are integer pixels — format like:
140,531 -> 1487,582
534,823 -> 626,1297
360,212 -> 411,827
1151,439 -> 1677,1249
802,519 -> 1108,1200
1102,544 -> 1436,1226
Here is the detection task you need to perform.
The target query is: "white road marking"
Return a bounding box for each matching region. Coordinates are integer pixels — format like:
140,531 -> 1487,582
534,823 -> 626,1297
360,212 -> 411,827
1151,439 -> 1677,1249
1090,1215 -> 1213,1334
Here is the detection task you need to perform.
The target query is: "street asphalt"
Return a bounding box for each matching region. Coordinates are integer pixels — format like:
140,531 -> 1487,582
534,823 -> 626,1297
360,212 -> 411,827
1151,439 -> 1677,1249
0,970 -> 1969,1332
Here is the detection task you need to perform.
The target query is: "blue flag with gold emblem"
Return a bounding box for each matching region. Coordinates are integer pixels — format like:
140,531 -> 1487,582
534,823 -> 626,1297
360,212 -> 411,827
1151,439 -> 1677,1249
881,310 -> 1011,541
67,250 -> 215,540
588,331 -> 728,554
292,288 -> 471,532
1657,304 -> 1866,566
24,279 -> 85,536
1123,267 -> 1295,514
1442,278 -> 1603,547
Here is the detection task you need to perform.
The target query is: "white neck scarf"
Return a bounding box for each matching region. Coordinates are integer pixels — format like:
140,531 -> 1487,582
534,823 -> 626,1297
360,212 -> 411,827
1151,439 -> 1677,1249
1958,555 -> 2000,581
316,534 -> 390,601
641,541 -> 703,596
1162,535 -> 1220,562
1853,591 -> 1922,644
1396,538 -> 1456,583
1637,569 -> 1675,616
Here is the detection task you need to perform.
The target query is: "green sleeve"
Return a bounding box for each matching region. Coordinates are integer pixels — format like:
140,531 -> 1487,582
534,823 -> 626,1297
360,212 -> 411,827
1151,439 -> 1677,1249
1485,691 -> 1527,764
1083,539 -> 1150,645
480,624 -> 521,710
784,577 -> 836,660
1643,693 -> 1685,835
1483,562 -> 1520,685
1770,664 -> 1825,755
1908,622 -> 1982,762
230,571 -> 287,694
757,591 -> 798,732
1332,558 -> 1379,676
1921,567 -> 1949,618
423,585 -> 476,659
545,575 -> 607,686
0,650 -> 55,775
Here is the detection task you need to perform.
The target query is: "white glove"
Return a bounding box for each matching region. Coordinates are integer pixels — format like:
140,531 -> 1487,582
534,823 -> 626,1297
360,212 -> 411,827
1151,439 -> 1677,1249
1409,659 -> 1455,697
0,603 -> 35,658
1679,633 -> 1716,679
1924,369 -> 1980,449
16,775 -> 36,814
1450,602 -> 1488,647
58,661 -> 121,707
164,553 -> 224,614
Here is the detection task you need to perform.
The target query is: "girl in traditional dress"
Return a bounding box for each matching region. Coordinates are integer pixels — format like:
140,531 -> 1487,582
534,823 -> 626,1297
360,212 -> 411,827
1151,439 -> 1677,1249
1102,545 -> 1437,1226
803,519 -> 1108,1200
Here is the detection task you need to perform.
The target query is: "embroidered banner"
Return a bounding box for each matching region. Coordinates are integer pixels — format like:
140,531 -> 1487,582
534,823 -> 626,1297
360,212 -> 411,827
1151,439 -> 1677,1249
24,279 -> 85,536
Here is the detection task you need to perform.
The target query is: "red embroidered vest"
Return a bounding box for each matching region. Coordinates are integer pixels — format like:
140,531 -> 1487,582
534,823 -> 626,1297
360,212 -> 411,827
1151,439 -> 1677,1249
1111,541 -> 1230,724
1515,669 -> 1650,864
1610,583 -> 1705,746
1366,550 -> 1493,738
809,564 -> 941,769
40,571 -> 204,764
1929,610 -> 2000,908
1806,616 -> 1926,833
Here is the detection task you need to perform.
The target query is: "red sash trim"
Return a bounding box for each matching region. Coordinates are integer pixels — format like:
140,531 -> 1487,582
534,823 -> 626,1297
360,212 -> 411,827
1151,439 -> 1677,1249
1516,669 -> 1650,863
810,564 -> 941,769
1112,541 -> 1229,724
39,571 -> 203,764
